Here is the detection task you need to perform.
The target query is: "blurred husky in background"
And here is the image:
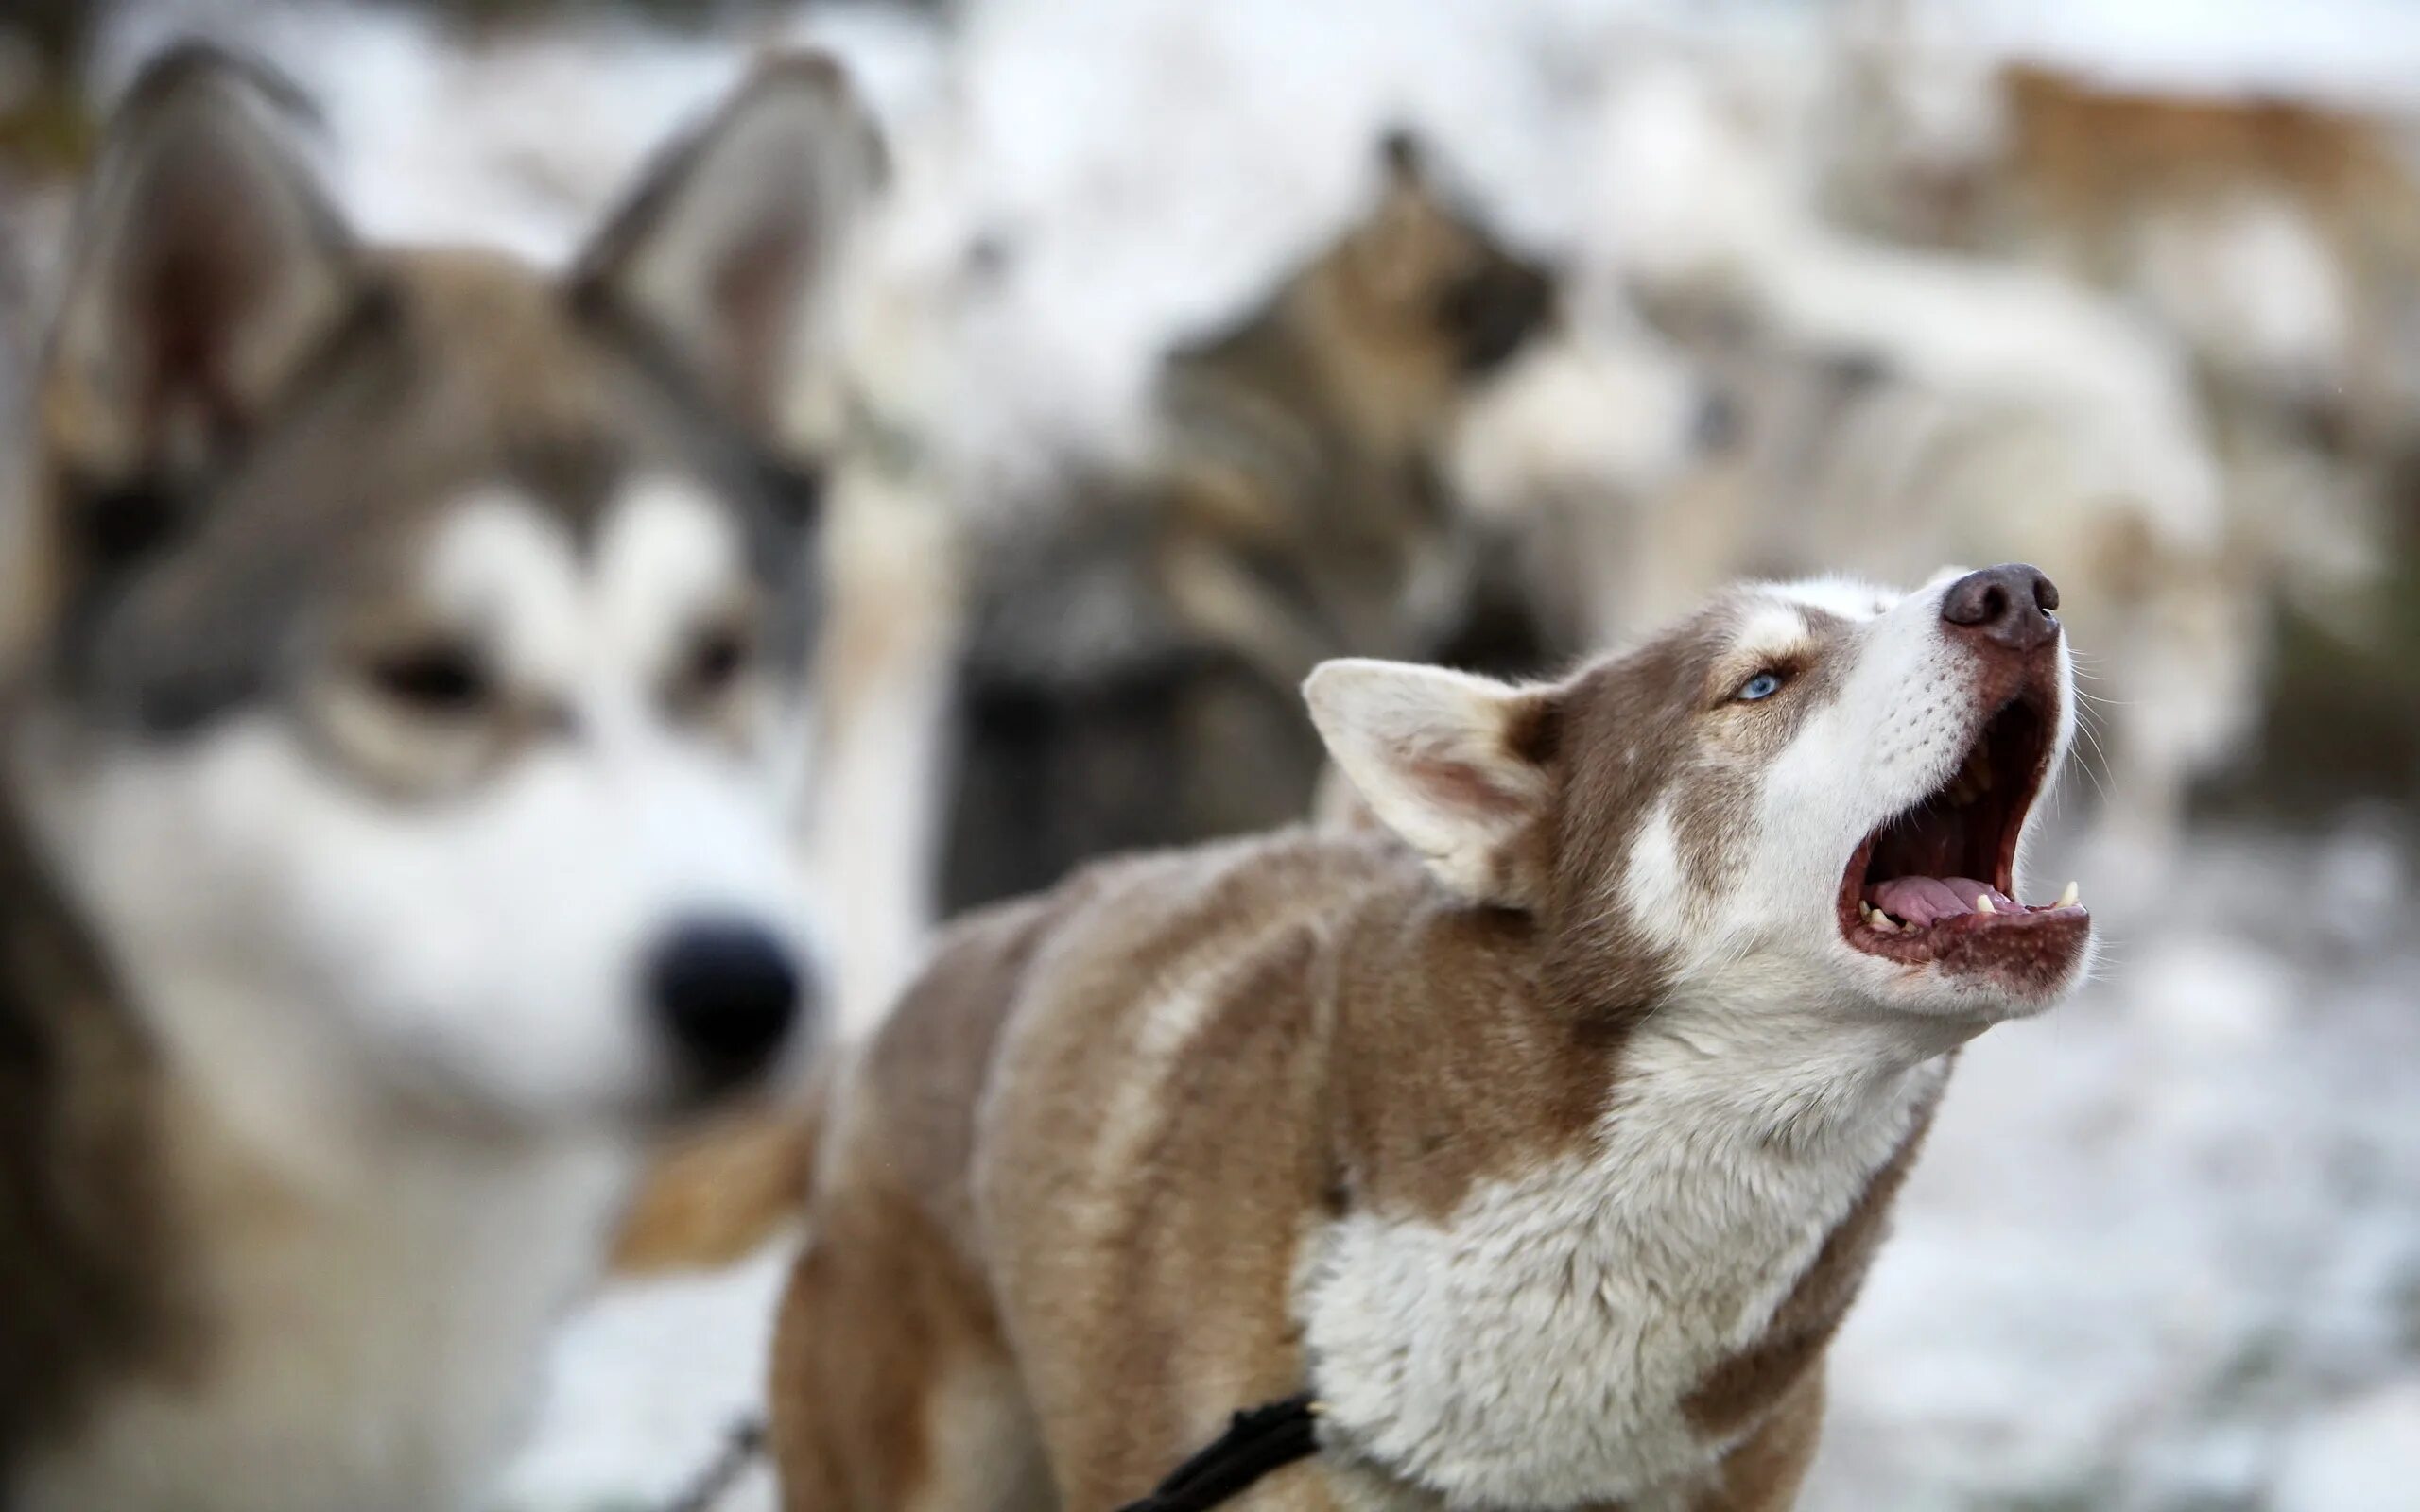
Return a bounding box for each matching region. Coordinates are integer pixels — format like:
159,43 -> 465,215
0,44 -> 878,1511
937,131 -> 1560,914
1453,51 -> 2311,879
1820,28 -> 2403,646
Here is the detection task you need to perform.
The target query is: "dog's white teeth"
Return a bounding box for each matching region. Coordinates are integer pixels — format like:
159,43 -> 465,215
2056,880 -> 2080,909
1975,894 -> 1996,914
1872,913 -> 1896,932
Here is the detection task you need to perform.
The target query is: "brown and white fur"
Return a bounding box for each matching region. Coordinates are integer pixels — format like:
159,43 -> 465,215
0,46 -> 882,1512
769,565 -> 2095,1512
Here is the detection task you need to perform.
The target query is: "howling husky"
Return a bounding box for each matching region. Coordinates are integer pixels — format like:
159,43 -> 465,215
1,45 -> 881,1512
769,564 -> 2093,1512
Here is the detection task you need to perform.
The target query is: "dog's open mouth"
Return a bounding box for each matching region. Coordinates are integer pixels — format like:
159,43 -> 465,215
1837,695 -> 2088,971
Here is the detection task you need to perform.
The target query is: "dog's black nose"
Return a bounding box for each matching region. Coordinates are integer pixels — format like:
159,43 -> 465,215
1941,563 -> 2060,652
647,920 -> 804,1086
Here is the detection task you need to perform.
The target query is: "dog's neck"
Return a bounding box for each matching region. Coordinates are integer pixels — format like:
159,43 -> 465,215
1302,932 -> 1954,1509
1620,976 -> 1975,1154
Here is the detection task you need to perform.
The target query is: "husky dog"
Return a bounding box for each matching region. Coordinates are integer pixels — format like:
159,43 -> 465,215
938,131 -> 1558,914
769,565 -> 2094,1512
0,45 -> 881,1511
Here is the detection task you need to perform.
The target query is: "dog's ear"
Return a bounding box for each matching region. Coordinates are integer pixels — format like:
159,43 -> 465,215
43,44 -> 356,502
1305,658 -> 1559,908
1350,128 -> 1451,309
570,53 -> 885,440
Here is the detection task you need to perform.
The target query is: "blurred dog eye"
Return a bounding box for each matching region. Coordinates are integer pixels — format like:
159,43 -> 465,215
369,642 -> 493,716
1736,670 -> 1786,702
684,623 -> 755,696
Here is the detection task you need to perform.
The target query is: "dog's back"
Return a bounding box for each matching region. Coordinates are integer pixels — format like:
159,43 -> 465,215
774,830 -> 1454,1511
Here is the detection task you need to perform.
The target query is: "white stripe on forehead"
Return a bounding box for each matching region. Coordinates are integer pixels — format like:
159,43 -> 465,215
1729,601 -> 1813,663
1757,575 -> 1899,623
419,476 -> 743,691
594,475 -> 744,669
424,490 -> 583,684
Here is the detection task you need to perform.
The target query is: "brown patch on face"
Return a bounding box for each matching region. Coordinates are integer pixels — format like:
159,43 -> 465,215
1669,601 -> 1857,900
0,793 -> 203,1470
1680,1086 -> 1944,1438
1531,604 -> 1741,1019
1529,592 -> 1869,959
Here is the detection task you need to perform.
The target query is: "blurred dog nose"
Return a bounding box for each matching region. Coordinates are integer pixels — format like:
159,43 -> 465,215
647,920 -> 804,1086
1941,563 -> 2061,652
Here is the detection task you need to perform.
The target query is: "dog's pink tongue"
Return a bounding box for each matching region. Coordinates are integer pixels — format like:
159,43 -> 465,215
1869,876 -> 2014,926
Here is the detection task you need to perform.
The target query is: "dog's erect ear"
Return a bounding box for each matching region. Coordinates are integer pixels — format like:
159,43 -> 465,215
571,53 -> 885,440
1305,659 -> 1558,908
1349,128 -> 1449,308
43,44 -> 356,494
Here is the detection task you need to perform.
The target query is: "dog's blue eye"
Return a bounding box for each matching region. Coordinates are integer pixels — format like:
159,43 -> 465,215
1737,671 -> 1785,702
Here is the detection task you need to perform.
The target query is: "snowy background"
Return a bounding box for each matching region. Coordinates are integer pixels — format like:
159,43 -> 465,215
4,3 -> 2418,1510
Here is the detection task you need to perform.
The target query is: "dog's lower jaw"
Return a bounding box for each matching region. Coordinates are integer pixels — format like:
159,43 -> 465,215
13,1082 -> 633,1512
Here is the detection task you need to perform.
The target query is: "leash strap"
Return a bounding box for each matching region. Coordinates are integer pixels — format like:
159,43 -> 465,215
1113,1394 -> 1322,1512
660,1416 -> 767,1512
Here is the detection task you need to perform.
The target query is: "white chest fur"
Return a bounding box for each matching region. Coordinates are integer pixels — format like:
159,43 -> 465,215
1295,1029 -> 1946,1510
18,1095 -> 631,1512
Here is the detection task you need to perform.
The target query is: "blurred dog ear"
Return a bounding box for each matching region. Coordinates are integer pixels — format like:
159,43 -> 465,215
42,43 -> 357,507
1304,658 -> 1560,908
571,53 -> 886,441
1350,127 -> 1452,307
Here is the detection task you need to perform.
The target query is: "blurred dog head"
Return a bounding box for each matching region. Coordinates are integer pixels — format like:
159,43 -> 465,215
1281,129 -> 1560,438
941,130 -> 1563,914
9,46 -> 884,1136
